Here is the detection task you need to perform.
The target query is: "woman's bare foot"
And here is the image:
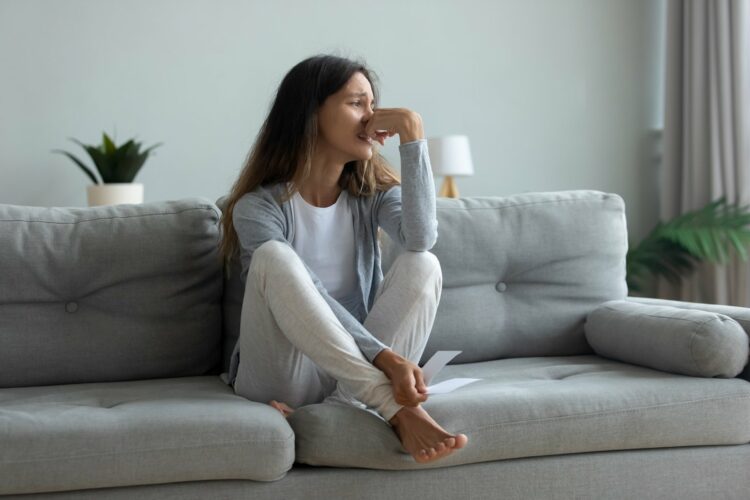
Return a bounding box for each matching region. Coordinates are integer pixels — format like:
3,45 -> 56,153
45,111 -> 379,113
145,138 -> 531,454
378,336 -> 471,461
389,405 -> 468,463
269,400 -> 295,418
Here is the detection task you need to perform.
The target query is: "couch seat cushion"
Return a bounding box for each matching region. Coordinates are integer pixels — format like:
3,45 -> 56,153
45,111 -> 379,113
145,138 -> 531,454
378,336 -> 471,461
0,376 -> 294,495
289,355 -> 750,470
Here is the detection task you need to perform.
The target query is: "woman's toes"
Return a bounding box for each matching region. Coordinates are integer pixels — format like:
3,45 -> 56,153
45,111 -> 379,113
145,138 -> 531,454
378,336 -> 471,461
454,433 -> 468,448
444,437 -> 456,449
268,400 -> 294,417
280,402 -> 294,413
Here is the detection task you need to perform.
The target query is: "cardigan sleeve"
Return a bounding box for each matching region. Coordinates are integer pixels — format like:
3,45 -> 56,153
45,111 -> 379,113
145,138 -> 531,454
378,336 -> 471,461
232,189 -> 388,363
376,139 -> 438,251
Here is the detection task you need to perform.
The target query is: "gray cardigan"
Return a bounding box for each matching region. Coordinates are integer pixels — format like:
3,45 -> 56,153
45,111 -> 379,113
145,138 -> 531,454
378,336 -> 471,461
232,138 -> 438,364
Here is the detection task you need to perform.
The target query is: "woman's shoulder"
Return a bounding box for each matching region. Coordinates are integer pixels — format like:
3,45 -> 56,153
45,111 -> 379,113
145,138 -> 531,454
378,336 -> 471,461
235,183 -> 287,214
374,184 -> 401,203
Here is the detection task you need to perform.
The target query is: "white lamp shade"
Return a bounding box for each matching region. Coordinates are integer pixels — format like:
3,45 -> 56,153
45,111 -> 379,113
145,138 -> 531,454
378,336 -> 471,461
427,135 -> 474,177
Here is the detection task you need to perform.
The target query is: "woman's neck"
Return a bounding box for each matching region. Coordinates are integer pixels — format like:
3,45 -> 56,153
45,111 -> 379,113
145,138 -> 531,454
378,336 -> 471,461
299,169 -> 342,207
299,147 -> 346,207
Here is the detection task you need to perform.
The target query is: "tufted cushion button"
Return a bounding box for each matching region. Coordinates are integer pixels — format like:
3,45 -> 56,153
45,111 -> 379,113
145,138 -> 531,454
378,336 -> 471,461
65,302 -> 78,313
495,282 -> 507,292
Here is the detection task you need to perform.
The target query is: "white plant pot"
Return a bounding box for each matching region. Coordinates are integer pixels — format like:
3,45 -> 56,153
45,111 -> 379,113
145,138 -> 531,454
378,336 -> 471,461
87,183 -> 144,206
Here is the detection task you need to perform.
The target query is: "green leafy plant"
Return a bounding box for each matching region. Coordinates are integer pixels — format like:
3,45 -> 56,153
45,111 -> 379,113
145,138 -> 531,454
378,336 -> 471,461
626,196 -> 750,293
52,132 -> 162,184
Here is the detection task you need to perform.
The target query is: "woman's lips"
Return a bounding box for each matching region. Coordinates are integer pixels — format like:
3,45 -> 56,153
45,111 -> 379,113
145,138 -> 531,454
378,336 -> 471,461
357,133 -> 373,144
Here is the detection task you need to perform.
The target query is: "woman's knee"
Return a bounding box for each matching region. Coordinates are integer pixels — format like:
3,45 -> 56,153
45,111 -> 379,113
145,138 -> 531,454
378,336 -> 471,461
254,240 -> 293,262
249,240 -> 297,277
393,251 -> 442,283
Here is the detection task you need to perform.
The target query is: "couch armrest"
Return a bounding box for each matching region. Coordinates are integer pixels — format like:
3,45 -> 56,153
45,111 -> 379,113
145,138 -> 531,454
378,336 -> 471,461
625,296 -> 750,382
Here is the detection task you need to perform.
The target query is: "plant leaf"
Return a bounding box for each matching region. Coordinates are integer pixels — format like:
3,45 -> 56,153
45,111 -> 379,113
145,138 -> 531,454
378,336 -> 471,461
727,230 -> 749,260
656,197 -> 750,263
111,139 -> 138,182
626,226 -> 699,293
119,142 -> 146,182
712,226 -> 728,263
103,132 -> 117,156
141,142 -> 163,155
51,149 -> 101,184
124,142 -> 162,182
70,137 -> 114,182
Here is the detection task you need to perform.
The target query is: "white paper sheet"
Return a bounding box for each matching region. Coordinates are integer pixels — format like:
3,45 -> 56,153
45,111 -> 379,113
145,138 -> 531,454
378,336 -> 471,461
419,350 -> 481,395
421,350 -> 462,385
427,378 -> 480,394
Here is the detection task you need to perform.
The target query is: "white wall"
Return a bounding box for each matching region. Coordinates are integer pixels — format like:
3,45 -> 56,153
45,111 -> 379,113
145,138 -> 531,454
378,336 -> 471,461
0,0 -> 664,243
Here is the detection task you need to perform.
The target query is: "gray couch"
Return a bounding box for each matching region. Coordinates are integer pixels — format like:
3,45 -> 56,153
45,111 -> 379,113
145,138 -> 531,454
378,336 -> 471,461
2,190 -> 749,499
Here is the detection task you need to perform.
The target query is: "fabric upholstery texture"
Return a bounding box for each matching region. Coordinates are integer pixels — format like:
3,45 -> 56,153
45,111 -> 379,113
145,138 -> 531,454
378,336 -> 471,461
381,190 -> 629,365
0,199 -> 224,388
0,376 -> 294,495
1,444 -> 749,500
288,354 -> 750,470
585,299 -> 749,378
626,296 -> 750,383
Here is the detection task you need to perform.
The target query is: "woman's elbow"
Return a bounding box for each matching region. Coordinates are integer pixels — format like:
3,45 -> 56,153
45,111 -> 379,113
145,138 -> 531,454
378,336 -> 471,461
405,224 -> 438,251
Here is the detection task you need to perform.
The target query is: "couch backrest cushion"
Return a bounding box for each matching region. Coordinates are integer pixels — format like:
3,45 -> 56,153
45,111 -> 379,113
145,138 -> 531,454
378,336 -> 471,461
0,198 -> 224,388
381,190 -> 629,364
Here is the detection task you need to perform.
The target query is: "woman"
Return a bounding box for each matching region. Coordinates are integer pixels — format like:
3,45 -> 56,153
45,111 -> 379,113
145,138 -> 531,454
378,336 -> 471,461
219,54 -> 467,464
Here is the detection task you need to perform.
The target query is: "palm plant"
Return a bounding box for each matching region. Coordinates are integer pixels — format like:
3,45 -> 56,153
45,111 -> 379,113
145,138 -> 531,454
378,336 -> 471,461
626,196 -> 750,293
52,132 -> 162,184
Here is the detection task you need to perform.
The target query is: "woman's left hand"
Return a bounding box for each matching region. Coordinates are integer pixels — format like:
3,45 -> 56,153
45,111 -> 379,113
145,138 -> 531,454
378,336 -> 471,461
363,108 -> 425,146
373,348 -> 429,406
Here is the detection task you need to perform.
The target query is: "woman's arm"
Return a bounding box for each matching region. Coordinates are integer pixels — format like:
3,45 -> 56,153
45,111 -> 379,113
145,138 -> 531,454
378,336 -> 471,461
365,109 -> 438,251
366,110 -> 439,404
375,139 -> 439,251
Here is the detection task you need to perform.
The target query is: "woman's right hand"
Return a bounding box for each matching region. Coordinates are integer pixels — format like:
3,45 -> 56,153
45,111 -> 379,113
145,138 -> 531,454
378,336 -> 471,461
373,348 -> 428,406
363,108 -> 425,145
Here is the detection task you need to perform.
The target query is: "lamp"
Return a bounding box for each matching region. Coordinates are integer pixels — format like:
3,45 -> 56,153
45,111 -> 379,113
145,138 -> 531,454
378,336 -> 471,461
427,135 -> 474,198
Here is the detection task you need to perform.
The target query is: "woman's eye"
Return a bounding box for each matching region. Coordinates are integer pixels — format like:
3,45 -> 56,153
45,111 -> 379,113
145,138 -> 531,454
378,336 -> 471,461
352,101 -> 375,110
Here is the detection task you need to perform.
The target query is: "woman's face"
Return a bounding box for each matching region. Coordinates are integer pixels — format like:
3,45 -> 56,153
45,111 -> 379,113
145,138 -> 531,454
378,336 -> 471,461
316,71 -> 376,163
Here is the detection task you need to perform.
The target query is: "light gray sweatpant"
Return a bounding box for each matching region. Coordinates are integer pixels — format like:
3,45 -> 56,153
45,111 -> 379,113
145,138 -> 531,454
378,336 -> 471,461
231,240 -> 442,423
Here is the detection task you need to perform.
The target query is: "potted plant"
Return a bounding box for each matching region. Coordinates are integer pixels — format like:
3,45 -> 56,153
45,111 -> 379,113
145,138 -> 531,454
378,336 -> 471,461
626,196 -> 750,294
52,132 -> 162,206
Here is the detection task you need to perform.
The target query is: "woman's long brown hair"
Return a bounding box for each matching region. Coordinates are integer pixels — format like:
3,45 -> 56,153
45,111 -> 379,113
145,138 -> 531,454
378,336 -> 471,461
218,54 -> 401,272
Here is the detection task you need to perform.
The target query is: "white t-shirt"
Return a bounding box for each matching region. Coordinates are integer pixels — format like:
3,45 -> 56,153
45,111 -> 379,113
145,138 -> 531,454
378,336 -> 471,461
289,188 -> 358,303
